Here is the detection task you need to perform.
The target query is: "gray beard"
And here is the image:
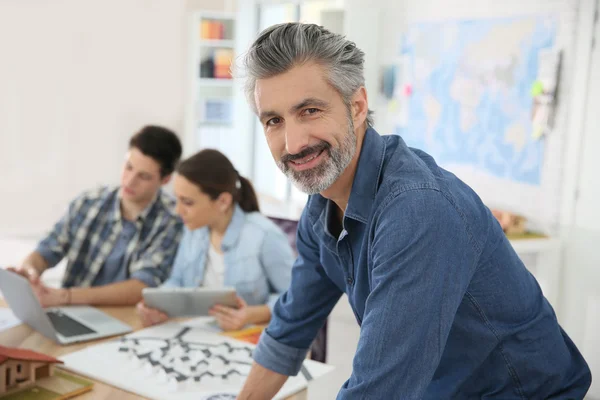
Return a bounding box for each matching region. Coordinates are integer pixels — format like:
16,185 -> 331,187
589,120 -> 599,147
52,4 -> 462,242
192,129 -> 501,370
277,119 -> 357,195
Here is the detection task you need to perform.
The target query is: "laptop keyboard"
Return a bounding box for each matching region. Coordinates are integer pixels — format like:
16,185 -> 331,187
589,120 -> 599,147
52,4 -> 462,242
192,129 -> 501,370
46,311 -> 96,337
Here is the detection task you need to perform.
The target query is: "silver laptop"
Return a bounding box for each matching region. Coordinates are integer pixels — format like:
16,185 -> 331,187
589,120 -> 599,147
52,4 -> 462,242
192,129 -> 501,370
0,268 -> 132,344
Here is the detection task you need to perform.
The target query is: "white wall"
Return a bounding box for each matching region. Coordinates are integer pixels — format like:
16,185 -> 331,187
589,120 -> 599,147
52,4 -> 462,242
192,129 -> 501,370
343,1 -> 381,108
0,0 -> 231,238
370,0 -> 581,233
560,0 -> 600,397
568,5 -> 600,233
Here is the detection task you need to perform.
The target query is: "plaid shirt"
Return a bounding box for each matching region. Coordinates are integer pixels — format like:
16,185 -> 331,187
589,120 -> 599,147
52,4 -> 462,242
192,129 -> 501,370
36,186 -> 183,288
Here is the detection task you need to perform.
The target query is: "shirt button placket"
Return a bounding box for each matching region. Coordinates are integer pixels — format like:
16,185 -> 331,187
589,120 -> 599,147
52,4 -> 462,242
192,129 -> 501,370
338,230 -> 354,287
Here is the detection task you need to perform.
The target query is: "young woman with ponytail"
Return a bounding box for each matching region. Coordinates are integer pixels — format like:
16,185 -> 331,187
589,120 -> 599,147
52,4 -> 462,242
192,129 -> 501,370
136,149 -> 294,331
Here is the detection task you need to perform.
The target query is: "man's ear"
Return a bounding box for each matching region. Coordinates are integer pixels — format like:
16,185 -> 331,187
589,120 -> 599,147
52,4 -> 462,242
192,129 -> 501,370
161,174 -> 172,186
351,86 -> 369,127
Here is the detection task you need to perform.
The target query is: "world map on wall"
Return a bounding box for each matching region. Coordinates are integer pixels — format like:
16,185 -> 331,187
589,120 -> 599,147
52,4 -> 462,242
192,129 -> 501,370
397,17 -> 557,185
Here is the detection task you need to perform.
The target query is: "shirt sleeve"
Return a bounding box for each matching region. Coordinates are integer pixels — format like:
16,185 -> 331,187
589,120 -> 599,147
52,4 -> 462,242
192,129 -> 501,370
129,217 -> 183,287
337,189 -> 479,399
259,228 -> 295,311
253,208 -> 343,376
35,201 -> 77,268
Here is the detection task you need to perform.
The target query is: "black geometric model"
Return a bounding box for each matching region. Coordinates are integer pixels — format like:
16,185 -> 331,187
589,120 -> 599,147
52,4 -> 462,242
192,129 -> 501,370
117,327 -> 254,385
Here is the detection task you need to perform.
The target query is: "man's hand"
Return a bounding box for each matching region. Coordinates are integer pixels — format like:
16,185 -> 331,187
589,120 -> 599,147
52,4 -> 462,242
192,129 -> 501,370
31,283 -> 69,308
6,264 -> 41,284
136,301 -> 169,327
7,263 -> 66,307
209,296 -> 249,331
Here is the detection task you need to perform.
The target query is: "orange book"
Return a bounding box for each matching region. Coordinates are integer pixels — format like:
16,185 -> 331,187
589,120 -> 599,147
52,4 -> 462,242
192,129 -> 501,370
209,20 -> 220,39
213,49 -> 233,79
200,20 -> 211,39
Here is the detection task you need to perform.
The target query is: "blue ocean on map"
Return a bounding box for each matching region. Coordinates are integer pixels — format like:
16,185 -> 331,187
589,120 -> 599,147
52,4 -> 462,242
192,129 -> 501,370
397,17 -> 557,185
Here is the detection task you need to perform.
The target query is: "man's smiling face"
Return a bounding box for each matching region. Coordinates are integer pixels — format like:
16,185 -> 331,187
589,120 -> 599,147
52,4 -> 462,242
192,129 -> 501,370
255,62 -> 356,194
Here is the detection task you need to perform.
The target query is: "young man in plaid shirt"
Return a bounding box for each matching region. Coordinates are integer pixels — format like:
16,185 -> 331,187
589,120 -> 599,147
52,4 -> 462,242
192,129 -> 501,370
8,125 -> 183,307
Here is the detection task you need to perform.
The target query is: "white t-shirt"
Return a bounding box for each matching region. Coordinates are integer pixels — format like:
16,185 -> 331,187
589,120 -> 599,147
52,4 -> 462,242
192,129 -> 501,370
203,244 -> 225,287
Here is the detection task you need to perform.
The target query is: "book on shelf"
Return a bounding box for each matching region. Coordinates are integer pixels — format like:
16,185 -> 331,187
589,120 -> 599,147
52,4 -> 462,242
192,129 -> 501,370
200,19 -> 226,40
213,49 -> 233,79
199,49 -> 233,79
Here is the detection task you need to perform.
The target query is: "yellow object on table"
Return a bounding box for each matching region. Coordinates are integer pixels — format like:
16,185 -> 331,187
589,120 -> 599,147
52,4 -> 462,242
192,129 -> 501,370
220,325 -> 266,345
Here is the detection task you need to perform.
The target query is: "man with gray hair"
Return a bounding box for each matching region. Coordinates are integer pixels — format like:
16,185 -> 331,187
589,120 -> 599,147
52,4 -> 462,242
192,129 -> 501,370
237,23 -> 591,399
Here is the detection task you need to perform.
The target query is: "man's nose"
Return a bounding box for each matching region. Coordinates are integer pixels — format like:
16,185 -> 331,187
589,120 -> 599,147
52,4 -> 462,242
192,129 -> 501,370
284,120 -> 310,156
124,174 -> 137,187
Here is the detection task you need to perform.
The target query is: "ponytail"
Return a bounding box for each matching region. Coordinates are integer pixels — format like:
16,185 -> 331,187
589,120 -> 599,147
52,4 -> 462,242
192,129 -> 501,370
237,175 -> 260,212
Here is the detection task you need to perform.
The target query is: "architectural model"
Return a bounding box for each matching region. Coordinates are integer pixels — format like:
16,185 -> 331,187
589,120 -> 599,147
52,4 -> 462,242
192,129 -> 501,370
60,322 -> 333,399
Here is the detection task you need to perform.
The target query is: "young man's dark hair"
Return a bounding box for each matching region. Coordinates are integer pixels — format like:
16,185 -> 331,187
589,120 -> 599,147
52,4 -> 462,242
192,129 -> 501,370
129,125 -> 182,177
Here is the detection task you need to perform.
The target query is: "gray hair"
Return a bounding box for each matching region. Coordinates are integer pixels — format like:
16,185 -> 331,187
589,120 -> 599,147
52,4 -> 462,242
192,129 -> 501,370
240,22 -> 374,126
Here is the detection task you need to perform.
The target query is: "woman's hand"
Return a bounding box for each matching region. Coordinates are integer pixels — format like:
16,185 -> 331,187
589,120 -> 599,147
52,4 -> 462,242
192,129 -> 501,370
136,300 -> 169,327
209,296 -> 249,331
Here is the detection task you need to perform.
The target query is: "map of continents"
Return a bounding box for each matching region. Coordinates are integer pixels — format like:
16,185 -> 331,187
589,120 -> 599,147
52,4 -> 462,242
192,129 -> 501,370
398,17 -> 556,185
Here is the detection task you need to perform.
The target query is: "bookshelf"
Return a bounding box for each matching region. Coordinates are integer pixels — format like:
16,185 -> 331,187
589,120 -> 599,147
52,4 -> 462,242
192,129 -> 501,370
186,11 -> 237,161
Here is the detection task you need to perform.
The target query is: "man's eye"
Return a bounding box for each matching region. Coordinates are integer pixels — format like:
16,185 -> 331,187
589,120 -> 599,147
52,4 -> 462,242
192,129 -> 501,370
304,108 -> 320,115
266,117 -> 282,126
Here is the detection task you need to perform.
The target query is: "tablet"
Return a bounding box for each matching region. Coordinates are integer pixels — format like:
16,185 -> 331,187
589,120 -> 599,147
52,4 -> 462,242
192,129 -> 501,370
142,287 -> 238,317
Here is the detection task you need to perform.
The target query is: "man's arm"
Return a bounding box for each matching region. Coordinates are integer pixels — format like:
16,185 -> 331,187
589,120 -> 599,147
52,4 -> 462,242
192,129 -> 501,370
70,279 -> 147,306
127,217 -> 183,288
239,205 -> 343,396
337,190 -> 479,398
35,201 -> 77,270
81,217 -> 184,306
237,362 -> 289,400
21,251 -> 49,275
8,251 -> 49,283
34,278 -> 149,308
52,216 -> 183,307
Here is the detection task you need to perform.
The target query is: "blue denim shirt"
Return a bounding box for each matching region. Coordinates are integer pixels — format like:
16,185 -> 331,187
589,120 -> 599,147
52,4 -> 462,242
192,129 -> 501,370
162,205 -> 294,310
253,128 -> 591,399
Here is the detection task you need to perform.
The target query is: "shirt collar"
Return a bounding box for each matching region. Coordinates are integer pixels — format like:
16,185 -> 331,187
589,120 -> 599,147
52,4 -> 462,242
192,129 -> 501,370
307,127 -> 386,226
111,189 -> 161,222
221,204 -> 245,250
110,189 -> 123,222
343,127 -> 387,224
139,190 -> 161,221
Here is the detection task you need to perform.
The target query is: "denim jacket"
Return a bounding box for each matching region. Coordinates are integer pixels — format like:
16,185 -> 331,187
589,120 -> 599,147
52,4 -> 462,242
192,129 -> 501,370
253,128 -> 591,399
162,205 -> 294,310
